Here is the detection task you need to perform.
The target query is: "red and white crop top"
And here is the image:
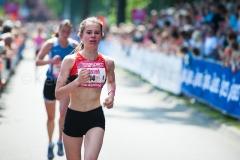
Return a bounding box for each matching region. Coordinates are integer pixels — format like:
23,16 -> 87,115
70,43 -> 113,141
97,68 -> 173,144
68,53 -> 107,88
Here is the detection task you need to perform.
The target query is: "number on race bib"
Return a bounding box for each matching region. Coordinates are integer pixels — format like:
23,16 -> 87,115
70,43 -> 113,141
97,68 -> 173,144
90,75 -> 95,81
53,63 -> 62,78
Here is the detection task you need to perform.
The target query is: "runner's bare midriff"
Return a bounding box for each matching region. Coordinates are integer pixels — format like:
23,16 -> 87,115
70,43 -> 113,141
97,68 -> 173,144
69,87 -> 102,111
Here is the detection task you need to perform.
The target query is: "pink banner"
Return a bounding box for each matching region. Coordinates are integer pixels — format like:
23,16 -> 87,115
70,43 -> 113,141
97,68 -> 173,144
4,2 -> 19,14
131,9 -> 147,21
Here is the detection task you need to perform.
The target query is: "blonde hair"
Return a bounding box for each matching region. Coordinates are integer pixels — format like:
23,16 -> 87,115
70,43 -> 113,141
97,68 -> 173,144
74,17 -> 104,53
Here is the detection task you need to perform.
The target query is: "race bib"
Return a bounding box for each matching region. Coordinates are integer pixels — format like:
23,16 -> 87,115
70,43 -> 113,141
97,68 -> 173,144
53,62 -> 62,78
77,61 -> 106,88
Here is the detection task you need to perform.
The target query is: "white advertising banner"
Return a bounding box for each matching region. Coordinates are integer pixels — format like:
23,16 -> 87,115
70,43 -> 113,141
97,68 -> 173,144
99,41 -> 182,95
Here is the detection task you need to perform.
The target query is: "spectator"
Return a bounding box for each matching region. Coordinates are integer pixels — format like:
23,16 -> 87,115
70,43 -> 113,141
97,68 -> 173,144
160,31 -> 171,54
211,3 -> 225,34
190,30 -> 204,57
203,26 -> 218,59
157,9 -> 167,28
143,24 -> 156,44
218,31 -> 237,64
229,4 -> 240,32
201,4 -> 214,24
163,20 -> 172,35
33,27 -> 46,57
229,41 -> 240,73
132,25 -> 145,43
169,28 -> 182,54
2,20 -> 14,34
152,28 -> 163,47
0,32 -> 15,58
149,10 -> 158,28
179,30 -> 191,48
0,32 -> 15,71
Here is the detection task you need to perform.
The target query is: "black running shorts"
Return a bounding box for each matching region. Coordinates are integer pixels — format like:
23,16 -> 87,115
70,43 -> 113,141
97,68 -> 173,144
43,77 -> 57,101
63,106 -> 105,137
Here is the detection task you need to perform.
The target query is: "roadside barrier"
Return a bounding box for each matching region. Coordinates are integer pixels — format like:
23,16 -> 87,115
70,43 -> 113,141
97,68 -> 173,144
99,41 -> 240,119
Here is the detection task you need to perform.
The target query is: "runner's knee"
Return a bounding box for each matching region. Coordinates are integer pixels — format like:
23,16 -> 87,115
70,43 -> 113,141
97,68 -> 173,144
47,115 -> 55,122
84,154 -> 97,160
59,108 -> 67,118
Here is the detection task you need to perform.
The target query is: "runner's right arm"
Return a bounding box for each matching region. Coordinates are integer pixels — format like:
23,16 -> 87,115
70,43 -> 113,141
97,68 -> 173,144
55,55 -> 90,100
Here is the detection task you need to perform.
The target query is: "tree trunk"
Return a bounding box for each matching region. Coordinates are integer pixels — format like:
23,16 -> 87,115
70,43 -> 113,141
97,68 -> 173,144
82,0 -> 91,19
117,0 -> 126,26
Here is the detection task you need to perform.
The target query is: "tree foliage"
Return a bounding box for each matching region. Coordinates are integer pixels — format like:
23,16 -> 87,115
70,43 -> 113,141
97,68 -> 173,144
107,0 -> 152,25
45,0 -> 63,18
43,0 -> 152,24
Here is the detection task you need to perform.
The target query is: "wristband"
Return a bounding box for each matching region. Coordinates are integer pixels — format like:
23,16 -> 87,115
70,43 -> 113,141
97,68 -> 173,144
108,90 -> 115,95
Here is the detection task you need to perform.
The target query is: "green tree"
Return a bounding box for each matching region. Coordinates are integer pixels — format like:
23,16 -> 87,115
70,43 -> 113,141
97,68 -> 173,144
108,0 -> 117,25
108,0 -> 152,25
45,0 -> 63,18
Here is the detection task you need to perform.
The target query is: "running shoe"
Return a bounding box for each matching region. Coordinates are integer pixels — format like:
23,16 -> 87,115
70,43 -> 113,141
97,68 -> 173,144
47,144 -> 54,160
57,141 -> 64,156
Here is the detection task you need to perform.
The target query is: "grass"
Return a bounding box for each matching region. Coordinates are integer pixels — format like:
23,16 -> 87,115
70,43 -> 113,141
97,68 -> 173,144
183,98 -> 240,130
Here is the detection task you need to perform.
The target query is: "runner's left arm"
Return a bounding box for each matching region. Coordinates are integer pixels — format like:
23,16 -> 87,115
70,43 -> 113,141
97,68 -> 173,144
103,57 -> 116,109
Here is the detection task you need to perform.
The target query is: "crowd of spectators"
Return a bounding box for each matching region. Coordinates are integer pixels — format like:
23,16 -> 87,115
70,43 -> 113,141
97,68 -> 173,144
0,18 -> 27,87
0,19 -> 80,90
106,0 -> 240,73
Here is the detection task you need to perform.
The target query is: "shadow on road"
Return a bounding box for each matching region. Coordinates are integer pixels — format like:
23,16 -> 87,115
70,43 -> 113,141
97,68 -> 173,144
108,104 -> 219,130
112,68 -> 220,130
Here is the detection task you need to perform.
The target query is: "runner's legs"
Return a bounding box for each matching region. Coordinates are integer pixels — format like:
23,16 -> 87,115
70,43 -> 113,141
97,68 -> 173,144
58,95 -> 70,141
63,133 -> 83,160
45,100 -> 56,143
84,127 -> 104,160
